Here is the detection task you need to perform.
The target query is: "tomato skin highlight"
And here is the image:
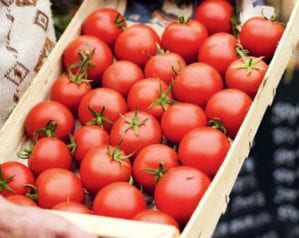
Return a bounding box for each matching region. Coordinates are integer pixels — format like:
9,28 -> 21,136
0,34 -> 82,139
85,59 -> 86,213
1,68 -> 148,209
178,127 -> 230,178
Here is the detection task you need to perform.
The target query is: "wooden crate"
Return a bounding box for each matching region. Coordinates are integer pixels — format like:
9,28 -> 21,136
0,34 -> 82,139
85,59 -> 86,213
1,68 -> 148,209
0,0 -> 299,237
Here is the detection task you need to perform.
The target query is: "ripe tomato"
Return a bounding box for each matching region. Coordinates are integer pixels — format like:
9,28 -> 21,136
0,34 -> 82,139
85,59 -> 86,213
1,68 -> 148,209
27,137 -> 73,176
127,77 -> 174,121
198,32 -> 238,76
133,209 -> 180,230
144,51 -> 186,85
160,102 -> 207,144
239,16 -> 284,60
161,17 -> 208,63
173,62 -> 223,107
154,166 -> 211,225
36,168 -> 85,209
52,201 -> 93,215
0,161 -> 35,197
93,182 -> 147,219
81,7 -> 127,48
225,55 -> 268,98
205,88 -> 252,138
71,125 -> 109,164
114,23 -> 161,68
178,127 -> 230,178
25,100 -> 75,141
102,60 -> 144,98
109,110 -> 162,156
132,143 -> 179,194
77,88 -> 128,131
50,74 -> 92,115
79,145 -> 132,195
194,0 -> 233,34
5,195 -> 38,207
63,35 -> 113,84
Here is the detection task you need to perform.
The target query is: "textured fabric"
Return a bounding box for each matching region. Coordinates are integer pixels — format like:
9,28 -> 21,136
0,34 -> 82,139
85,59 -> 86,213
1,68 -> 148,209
0,0 -> 56,127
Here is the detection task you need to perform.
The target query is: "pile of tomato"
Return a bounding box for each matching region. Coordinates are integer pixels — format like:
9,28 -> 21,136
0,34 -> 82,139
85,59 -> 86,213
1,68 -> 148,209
0,0 -> 285,233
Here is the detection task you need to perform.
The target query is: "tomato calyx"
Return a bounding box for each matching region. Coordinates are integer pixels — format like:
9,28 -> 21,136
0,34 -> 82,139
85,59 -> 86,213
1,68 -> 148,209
67,134 -> 77,155
148,80 -> 177,111
86,106 -> 113,128
208,118 -> 227,135
114,13 -> 127,30
24,184 -> 38,201
178,15 -> 189,24
121,109 -> 148,136
0,165 -> 15,193
107,143 -> 132,166
32,120 -> 58,142
142,162 -> 169,185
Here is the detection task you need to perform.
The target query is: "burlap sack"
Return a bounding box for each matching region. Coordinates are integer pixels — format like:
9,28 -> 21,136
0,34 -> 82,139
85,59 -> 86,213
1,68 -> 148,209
0,0 -> 56,127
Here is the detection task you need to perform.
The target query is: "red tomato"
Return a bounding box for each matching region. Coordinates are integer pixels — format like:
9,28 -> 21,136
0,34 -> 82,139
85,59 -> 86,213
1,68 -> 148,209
225,55 -> 268,98
127,77 -> 174,121
154,166 -> 211,225
161,18 -> 208,63
205,88 -> 252,138
133,209 -> 180,230
81,7 -> 127,48
36,168 -> 85,209
93,182 -> 147,219
6,195 -> 38,207
114,23 -> 161,68
109,110 -> 162,156
25,100 -> 75,141
28,137 -> 73,176
194,0 -> 233,34
160,102 -> 207,144
173,62 -> 223,107
239,16 -> 284,60
132,143 -> 180,194
50,74 -> 92,115
102,60 -> 144,98
178,127 -> 230,178
71,125 -> 109,164
63,35 -> 113,84
77,88 -> 128,131
52,201 -> 93,215
0,161 -> 35,197
79,145 -> 132,195
144,51 -> 186,85
198,32 -> 238,76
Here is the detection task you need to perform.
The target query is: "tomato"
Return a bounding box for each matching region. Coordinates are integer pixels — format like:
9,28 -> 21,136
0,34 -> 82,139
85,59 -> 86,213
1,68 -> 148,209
132,144 -> 179,194
50,74 -> 92,115
225,55 -> 268,98
77,88 -> 128,131
194,0 -> 233,35
25,100 -> 75,141
154,166 -> 211,225
81,7 -> 127,48
6,195 -> 38,207
133,209 -> 180,230
160,102 -> 207,144
71,125 -> 109,164
172,62 -> 223,107
205,88 -> 252,138
178,127 -> 230,178
109,110 -> 162,156
239,16 -> 284,60
161,17 -> 208,63
102,60 -> 144,98
144,51 -> 186,85
79,145 -> 132,195
36,168 -> 85,209
52,201 -> 93,215
0,161 -> 35,197
93,182 -> 147,219
198,32 -> 238,76
27,137 -> 73,176
63,35 -> 113,84
114,23 -> 161,68
127,77 -> 174,121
